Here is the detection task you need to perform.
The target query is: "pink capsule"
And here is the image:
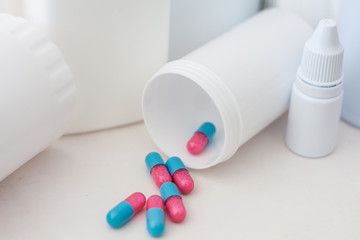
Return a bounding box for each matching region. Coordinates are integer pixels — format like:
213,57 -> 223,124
145,152 -> 172,188
187,122 -> 216,155
160,182 -> 186,223
166,157 -> 194,194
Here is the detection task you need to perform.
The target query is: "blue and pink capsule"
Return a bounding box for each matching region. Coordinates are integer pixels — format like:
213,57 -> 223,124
160,182 -> 186,223
145,152 -> 172,188
146,195 -> 165,237
187,122 -> 216,155
166,157 -> 194,194
106,192 -> 146,228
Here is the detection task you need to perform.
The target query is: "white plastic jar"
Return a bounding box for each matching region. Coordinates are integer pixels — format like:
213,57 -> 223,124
143,9 -> 313,169
21,0 -> 170,133
0,14 -> 76,181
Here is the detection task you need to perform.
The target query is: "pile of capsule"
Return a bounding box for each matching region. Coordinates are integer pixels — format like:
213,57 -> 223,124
106,122 -> 215,237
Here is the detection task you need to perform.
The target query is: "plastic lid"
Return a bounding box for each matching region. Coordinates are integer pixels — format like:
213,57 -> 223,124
299,19 -> 344,87
160,182 -> 181,201
166,157 -> 186,176
0,14 -> 76,140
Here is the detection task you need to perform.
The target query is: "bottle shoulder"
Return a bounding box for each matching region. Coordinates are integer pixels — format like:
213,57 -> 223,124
294,74 -> 343,99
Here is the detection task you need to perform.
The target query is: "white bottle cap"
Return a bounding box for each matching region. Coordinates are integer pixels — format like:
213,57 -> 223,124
298,19 -> 344,87
0,14 -> 76,181
0,14 -> 76,140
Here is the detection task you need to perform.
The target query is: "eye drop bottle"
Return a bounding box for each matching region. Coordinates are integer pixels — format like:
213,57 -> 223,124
286,19 -> 344,158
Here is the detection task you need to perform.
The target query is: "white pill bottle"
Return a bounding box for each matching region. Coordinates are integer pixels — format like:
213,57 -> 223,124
21,0 -> 170,134
0,14 -> 76,181
21,0 -> 262,134
143,9 -> 313,169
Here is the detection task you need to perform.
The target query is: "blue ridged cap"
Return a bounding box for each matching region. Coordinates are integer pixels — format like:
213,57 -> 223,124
146,208 -> 165,237
166,157 -> 187,176
196,122 -> 216,141
145,152 -> 165,173
106,201 -> 134,228
160,182 -> 181,201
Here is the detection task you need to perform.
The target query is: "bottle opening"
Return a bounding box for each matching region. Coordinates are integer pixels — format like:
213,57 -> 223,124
143,72 -> 226,169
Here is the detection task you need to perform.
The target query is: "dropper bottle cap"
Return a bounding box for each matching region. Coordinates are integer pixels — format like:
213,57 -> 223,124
298,19 -> 344,87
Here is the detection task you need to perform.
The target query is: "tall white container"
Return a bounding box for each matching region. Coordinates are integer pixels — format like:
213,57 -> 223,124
21,0 -> 170,133
168,0 -> 261,60
339,0 -> 360,128
143,9 -> 312,169
0,14 -> 76,181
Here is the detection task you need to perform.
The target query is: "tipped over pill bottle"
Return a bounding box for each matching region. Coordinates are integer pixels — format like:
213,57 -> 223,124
143,9 -> 312,169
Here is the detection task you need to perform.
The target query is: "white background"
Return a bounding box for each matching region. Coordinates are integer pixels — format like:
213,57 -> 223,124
1,114 -> 359,239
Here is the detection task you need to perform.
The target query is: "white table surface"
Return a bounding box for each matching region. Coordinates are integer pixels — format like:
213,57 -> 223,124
1,114 -> 359,240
